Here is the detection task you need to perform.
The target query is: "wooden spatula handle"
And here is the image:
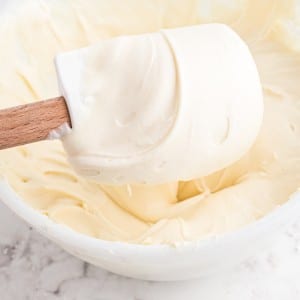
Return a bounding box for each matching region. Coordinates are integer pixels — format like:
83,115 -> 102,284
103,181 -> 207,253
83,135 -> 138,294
0,96 -> 71,150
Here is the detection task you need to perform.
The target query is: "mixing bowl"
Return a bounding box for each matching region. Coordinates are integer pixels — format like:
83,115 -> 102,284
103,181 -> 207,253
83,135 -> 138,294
0,0 -> 300,281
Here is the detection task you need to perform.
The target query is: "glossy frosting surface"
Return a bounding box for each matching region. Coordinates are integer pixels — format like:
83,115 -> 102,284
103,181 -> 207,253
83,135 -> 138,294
56,24 -> 263,184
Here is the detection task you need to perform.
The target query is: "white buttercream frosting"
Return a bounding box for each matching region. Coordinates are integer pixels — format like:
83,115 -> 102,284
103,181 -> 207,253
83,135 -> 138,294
0,0 -> 298,245
56,24 -> 263,184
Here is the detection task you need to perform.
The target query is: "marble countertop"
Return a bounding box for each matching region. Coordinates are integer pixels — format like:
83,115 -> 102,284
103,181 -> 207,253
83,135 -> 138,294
1,200 -> 300,300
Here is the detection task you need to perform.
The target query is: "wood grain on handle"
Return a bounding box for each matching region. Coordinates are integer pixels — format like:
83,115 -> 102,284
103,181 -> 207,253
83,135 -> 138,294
0,96 -> 71,150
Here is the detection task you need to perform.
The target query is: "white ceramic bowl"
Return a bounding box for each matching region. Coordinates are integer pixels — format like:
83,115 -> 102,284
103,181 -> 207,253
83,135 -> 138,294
1,0 -> 300,282
0,179 -> 299,281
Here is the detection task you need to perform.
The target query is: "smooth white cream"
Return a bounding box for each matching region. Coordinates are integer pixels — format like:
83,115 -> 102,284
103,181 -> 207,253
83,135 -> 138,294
56,24 -> 263,184
0,0 -> 298,245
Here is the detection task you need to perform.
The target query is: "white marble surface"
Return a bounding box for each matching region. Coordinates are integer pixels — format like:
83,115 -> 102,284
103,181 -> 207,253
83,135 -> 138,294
1,200 -> 300,300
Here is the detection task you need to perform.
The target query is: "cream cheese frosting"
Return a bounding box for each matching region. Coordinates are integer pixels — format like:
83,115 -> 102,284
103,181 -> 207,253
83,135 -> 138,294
55,24 -> 263,184
0,0 -> 299,244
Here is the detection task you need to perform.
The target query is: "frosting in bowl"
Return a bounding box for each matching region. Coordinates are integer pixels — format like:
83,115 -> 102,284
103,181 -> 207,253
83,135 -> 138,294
0,0 -> 299,245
